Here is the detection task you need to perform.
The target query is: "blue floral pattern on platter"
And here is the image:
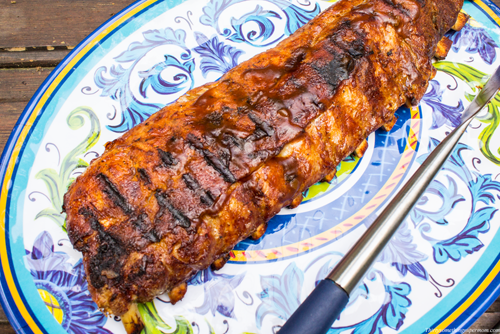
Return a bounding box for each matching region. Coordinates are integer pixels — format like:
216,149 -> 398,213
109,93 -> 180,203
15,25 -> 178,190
421,80 -> 464,129
188,267 -> 246,318
193,33 -> 244,77
25,232 -> 111,334
94,27 -> 193,132
199,0 -> 320,43
11,0 -> 500,333
412,140 -> 500,265
447,19 -> 499,65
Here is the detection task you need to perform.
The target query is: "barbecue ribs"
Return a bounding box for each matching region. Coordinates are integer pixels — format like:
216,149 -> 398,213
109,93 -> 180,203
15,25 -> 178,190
63,0 -> 465,332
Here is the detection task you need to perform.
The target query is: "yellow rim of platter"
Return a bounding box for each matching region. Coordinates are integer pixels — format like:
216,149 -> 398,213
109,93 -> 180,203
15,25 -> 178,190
477,0 -> 500,25
0,0 -> 498,332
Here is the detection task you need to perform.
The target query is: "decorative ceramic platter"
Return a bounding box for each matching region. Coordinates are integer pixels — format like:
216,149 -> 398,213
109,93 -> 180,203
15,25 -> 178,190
1,0 -> 500,333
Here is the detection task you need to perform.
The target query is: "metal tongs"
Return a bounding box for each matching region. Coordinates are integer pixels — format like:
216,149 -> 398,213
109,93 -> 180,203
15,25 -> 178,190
278,65 -> 500,334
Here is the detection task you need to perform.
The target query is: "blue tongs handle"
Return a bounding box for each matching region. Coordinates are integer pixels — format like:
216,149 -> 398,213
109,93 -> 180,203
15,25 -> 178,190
278,279 -> 349,334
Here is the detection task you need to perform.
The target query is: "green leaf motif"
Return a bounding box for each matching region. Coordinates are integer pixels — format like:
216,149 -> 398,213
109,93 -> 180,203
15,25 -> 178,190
434,61 -> 490,94
205,319 -> 215,334
138,302 -> 171,334
434,61 -> 500,165
171,316 -> 193,334
35,107 -> 101,231
138,302 -> 193,334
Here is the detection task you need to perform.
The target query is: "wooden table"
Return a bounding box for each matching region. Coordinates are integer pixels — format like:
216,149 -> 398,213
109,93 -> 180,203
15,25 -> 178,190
1,0 -> 500,333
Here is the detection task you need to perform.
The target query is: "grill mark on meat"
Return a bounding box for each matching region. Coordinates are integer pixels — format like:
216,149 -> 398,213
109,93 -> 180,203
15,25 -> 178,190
248,127 -> 268,141
155,191 -> 191,228
221,133 -> 244,150
284,48 -> 307,71
126,255 -> 154,283
378,0 -> 415,19
131,213 -> 160,243
347,43 -> 365,58
87,209 -> 127,289
203,150 -> 236,183
201,190 -> 216,206
182,173 -> 200,191
332,29 -> 366,59
187,134 -> 237,183
182,173 -> 216,206
97,173 -> 132,214
158,149 -> 178,167
69,207 -> 96,247
137,168 -> 151,185
248,112 -> 275,138
143,230 -> 160,243
310,52 -> 355,90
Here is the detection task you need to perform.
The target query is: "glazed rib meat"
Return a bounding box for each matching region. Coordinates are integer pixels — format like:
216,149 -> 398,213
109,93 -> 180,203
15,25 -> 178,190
63,0 -> 464,330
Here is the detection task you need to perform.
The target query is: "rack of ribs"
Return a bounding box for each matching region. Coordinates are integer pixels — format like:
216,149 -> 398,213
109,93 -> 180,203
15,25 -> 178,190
63,0 -> 466,332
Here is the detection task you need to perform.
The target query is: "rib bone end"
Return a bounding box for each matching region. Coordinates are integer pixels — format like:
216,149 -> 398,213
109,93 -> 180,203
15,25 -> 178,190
382,116 -> 398,132
322,169 -> 337,183
452,12 -> 470,31
122,303 -> 144,334
435,36 -> 453,60
354,139 -> 369,158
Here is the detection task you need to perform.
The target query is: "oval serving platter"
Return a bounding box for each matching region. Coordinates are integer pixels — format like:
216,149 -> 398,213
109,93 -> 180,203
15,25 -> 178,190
1,0 -> 500,333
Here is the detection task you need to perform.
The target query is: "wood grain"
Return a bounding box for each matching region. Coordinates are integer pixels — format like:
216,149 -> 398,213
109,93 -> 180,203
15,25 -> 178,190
0,102 -> 30,154
0,0 -> 136,49
0,49 -> 70,69
0,68 -> 53,154
0,67 -> 53,103
1,0 -> 500,332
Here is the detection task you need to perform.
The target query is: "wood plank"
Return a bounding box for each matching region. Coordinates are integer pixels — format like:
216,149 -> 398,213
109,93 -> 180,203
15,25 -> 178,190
0,303 -> 16,334
0,67 -> 53,103
0,323 -> 17,334
0,306 -> 7,321
0,49 -> 70,69
470,312 -> 500,331
0,0 -> 136,49
487,298 -> 500,313
0,102 -> 26,156
0,67 -> 52,157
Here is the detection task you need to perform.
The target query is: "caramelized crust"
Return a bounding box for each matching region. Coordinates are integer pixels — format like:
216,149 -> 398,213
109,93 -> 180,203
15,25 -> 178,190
63,0 -> 463,320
